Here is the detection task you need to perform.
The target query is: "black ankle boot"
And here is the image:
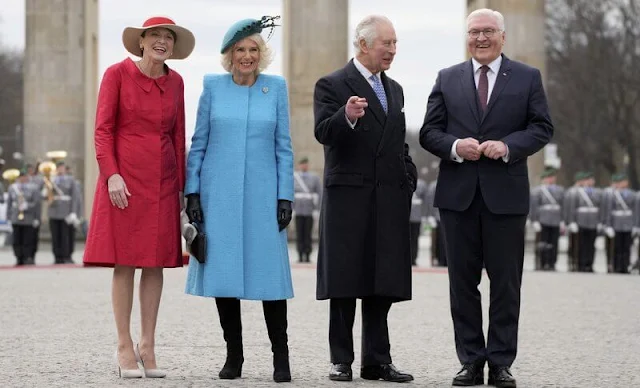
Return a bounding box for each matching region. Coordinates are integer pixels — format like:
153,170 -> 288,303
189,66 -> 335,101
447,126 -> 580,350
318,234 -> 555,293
216,298 -> 244,379
263,300 -> 291,382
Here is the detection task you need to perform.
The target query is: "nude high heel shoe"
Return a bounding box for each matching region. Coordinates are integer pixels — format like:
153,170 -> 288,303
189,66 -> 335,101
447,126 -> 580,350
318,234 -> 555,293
114,350 -> 143,378
135,344 -> 167,378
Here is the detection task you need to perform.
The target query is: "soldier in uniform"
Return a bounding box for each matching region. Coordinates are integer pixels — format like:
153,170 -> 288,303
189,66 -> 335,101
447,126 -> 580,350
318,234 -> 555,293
564,171 -> 601,272
529,168 -> 564,271
26,162 -> 45,259
409,178 -> 428,266
633,191 -> 640,273
65,165 -> 84,257
293,157 -> 322,263
601,173 -> 635,274
425,177 -> 447,267
48,161 -> 81,264
6,170 -> 40,265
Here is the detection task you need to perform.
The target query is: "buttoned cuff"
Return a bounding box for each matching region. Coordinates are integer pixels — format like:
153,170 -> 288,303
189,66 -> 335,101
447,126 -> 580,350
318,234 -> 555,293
451,139 -> 463,163
345,114 -> 357,129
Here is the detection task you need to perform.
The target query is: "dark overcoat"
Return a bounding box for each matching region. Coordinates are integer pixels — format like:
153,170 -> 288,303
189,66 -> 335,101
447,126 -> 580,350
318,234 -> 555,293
313,60 -> 417,301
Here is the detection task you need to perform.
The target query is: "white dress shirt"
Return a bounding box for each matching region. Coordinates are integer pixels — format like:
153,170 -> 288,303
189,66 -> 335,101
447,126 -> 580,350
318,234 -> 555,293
450,55 -> 509,163
345,57 -> 383,128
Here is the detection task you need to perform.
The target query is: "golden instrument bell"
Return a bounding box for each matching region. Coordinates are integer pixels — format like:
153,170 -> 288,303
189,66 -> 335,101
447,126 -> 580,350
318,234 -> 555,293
38,161 -> 57,176
2,168 -> 20,183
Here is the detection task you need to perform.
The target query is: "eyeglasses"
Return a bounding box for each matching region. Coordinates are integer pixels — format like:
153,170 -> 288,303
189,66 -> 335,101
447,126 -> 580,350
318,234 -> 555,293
467,29 -> 501,39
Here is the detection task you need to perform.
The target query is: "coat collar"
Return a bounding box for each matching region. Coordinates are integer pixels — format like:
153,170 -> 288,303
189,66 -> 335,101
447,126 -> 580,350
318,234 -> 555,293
123,57 -> 172,93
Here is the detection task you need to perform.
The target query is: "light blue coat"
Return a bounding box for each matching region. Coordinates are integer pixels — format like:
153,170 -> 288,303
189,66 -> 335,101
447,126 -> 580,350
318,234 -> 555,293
184,73 -> 294,300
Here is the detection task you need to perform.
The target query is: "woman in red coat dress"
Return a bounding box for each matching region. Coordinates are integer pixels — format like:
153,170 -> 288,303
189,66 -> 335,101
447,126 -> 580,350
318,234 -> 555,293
83,17 -> 195,378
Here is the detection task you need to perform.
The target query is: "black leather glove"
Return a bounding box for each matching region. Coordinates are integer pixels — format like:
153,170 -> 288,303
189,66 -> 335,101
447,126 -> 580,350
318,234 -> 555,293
277,200 -> 292,231
186,194 -> 203,223
407,174 -> 417,192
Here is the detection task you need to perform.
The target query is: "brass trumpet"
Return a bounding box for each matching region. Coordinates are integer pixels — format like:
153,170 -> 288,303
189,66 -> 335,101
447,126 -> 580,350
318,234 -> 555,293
38,161 -> 57,204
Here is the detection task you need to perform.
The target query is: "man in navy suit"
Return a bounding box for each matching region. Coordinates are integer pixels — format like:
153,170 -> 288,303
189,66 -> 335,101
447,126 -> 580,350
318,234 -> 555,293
420,8 -> 553,388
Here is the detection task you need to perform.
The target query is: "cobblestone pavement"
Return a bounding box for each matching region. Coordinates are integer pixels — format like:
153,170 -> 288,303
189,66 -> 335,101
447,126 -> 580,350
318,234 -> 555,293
0,237 -> 638,387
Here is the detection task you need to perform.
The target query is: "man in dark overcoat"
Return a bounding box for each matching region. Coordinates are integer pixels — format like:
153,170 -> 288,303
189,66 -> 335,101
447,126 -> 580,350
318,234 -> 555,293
313,14 -> 417,384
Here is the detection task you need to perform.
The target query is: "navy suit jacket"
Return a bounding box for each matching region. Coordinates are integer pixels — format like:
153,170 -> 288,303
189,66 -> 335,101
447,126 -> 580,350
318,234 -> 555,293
419,55 -> 553,215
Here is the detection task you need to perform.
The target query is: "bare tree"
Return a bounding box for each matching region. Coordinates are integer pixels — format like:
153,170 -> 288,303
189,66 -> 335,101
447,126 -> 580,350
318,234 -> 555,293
0,34 -> 23,169
546,0 -> 640,188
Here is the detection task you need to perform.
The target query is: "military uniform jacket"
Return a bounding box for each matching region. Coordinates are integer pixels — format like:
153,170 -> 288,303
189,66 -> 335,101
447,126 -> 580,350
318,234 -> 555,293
293,171 -> 322,216
635,192 -> 640,228
601,188 -> 635,232
563,186 -> 601,229
425,180 -> 441,222
28,174 -> 45,221
48,175 -> 80,220
530,183 -> 564,227
6,182 -> 39,226
410,179 -> 428,223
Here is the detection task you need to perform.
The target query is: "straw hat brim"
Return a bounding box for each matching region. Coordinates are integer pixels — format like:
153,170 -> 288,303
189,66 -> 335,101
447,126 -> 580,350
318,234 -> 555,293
122,24 -> 195,60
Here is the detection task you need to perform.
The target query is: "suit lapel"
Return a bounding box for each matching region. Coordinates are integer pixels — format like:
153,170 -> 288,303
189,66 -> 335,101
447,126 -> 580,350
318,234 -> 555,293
460,60 -> 481,125
344,61 -> 386,127
481,55 -> 512,123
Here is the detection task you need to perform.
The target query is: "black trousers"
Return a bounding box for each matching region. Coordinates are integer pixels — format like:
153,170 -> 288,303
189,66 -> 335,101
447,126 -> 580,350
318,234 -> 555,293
409,222 -> 421,265
435,226 -> 447,266
50,219 -> 72,262
68,225 -> 76,257
577,228 -> 597,272
295,215 -> 313,262
329,297 -> 393,366
440,187 -> 526,368
540,225 -> 560,269
613,232 -> 632,273
12,225 -> 38,265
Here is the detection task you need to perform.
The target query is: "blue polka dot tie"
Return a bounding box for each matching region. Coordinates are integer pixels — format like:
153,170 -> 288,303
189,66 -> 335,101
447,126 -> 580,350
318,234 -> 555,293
369,75 -> 388,114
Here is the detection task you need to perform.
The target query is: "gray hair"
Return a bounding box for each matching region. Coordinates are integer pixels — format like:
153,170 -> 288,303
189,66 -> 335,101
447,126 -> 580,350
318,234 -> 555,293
466,8 -> 505,31
220,33 -> 274,74
353,15 -> 393,54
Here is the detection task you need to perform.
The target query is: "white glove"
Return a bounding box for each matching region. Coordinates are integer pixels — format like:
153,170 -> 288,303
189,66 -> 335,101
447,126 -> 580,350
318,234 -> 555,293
596,223 -> 603,233
426,216 -> 437,228
568,222 -> 579,234
605,227 -> 615,238
64,212 -> 78,225
633,227 -> 640,238
32,219 -> 40,228
532,221 -> 542,232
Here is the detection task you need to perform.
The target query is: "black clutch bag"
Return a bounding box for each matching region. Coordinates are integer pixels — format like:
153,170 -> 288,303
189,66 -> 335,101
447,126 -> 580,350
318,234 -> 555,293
187,222 -> 206,264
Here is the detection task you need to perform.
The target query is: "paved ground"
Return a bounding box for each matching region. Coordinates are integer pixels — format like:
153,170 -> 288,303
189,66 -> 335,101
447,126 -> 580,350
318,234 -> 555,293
0,236 -> 638,387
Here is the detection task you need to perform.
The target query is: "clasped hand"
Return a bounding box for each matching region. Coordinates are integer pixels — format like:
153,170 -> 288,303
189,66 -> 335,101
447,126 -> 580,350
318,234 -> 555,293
456,138 -> 507,161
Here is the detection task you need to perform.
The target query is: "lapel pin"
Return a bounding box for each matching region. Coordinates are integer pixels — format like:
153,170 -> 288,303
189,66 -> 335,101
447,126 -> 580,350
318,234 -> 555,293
262,87 -> 269,94
502,72 -> 507,76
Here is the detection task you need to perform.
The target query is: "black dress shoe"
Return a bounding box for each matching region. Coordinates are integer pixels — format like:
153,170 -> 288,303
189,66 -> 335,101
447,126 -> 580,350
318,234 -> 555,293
361,364 -> 414,383
329,363 -> 352,381
452,364 -> 484,386
488,366 -> 516,388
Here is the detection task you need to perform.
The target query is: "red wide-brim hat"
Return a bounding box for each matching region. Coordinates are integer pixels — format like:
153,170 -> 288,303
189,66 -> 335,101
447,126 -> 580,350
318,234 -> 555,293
122,16 -> 195,60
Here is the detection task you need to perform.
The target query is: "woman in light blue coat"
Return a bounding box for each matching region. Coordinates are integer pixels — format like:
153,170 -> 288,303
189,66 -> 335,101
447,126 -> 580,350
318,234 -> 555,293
184,16 -> 294,383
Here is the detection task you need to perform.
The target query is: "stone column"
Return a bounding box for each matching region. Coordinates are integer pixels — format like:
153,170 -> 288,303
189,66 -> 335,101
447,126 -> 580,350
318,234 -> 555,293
283,0 -> 349,177
466,0 -> 547,185
23,0 -> 99,221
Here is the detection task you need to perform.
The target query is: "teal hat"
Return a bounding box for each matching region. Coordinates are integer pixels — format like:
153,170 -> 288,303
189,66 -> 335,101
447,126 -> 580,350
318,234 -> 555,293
574,171 -> 593,181
540,168 -> 557,179
298,156 -> 309,164
611,172 -> 628,182
220,16 -> 280,54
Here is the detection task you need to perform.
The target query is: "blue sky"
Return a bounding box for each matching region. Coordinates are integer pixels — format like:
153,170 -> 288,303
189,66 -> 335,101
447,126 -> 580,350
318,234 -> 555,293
0,0 -> 466,144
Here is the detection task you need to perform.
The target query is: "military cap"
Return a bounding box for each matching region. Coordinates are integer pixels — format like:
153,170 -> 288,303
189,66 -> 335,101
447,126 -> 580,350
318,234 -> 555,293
611,172 -> 628,182
540,168 -> 557,179
574,171 -> 593,181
